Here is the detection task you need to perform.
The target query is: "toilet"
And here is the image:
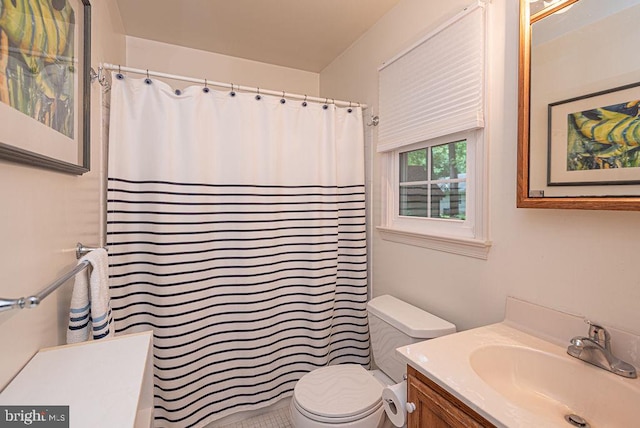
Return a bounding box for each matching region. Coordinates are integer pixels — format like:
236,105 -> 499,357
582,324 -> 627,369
290,295 -> 456,427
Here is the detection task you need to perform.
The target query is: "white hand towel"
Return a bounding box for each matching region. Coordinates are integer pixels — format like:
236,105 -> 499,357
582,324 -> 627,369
67,248 -> 114,343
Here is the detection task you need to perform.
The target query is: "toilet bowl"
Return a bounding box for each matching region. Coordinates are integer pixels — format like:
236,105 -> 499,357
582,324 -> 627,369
290,295 -> 456,428
290,365 -> 392,428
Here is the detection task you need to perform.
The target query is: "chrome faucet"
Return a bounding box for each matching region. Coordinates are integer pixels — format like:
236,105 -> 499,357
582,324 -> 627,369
567,320 -> 637,379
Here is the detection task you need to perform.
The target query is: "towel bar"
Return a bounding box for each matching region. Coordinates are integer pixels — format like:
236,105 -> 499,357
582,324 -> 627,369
0,242 -> 104,313
0,261 -> 90,313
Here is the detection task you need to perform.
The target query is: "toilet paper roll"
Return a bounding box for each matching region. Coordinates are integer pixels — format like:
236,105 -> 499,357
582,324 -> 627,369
381,381 -> 407,427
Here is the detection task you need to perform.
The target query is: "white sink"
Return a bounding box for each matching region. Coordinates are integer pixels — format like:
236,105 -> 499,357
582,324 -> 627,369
470,344 -> 640,427
396,322 -> 640,427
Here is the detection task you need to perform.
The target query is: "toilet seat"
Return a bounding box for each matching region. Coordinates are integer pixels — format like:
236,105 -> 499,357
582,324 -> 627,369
293,364 -> 384,423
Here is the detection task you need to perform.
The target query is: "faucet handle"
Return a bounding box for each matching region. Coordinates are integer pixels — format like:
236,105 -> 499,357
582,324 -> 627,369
585,320 -> 611,349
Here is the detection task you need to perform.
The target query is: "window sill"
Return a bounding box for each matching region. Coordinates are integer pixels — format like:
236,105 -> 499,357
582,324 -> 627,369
376,226 -> 491,260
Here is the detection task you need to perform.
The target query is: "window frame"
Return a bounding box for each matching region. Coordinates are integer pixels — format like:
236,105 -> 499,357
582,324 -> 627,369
378,129 -> 491,259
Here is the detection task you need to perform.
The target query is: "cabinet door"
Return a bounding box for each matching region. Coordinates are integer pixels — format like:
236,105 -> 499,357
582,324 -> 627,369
407,366 -> 494,428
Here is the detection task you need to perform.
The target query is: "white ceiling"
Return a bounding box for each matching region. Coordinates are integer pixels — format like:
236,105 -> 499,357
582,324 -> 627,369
115,0 -> 402,73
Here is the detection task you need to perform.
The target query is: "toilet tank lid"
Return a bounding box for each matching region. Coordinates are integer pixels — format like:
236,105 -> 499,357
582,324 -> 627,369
367,295 -> 456,338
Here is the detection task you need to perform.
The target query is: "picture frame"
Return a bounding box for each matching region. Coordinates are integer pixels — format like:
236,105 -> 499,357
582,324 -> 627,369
0,0 -> 91,175
547,81 -> 640,187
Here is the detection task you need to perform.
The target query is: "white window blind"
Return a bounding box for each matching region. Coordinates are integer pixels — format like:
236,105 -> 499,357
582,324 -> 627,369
377,2 -> 486,153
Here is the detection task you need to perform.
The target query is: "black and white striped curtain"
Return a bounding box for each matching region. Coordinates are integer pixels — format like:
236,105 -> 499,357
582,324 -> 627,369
106,75 -> 369,427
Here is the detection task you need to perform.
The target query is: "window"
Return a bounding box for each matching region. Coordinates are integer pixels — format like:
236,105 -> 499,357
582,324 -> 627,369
399,139 -> 467,220
380,131 -> 488,259
376,2 -> 490,259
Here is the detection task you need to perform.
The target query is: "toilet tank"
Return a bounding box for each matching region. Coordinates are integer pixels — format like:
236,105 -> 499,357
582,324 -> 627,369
367,295 -> 456,383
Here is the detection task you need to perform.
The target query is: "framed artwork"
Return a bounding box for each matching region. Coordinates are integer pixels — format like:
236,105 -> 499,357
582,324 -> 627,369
0,0 -> 91,175
548,82 -> 640,186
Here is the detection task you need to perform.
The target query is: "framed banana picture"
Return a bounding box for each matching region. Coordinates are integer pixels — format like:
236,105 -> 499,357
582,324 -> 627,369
0,0 -> 91,175
548,82 -> 640,187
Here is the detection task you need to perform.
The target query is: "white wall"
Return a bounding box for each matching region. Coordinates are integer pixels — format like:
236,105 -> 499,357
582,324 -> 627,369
0,0 -> 126,389
125,37 -> 320,97
320,0 -> 640,335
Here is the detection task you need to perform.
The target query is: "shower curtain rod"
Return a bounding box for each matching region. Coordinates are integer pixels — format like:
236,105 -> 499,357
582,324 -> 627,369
101,63 -> 368,109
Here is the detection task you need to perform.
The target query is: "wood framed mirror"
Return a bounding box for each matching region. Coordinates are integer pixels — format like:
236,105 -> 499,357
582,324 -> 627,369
517,0 -> 640,210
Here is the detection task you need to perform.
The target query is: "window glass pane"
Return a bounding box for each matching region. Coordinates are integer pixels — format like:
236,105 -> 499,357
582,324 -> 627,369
430,183 -> 466,220
400,148 -> 427,182
399,185 -> 428,217
431,140 -> 467,180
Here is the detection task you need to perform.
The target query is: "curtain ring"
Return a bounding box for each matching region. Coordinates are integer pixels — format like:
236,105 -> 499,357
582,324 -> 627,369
144,69 -> 152,84
203,78 -> 210,93
116,64 -> 124,80
280,91 -> 286,104
230,83 -> 236,97
255,87 -> 261,100
302,95 -> 308,107
348,101 -> 353,114
323,98 -> 329,110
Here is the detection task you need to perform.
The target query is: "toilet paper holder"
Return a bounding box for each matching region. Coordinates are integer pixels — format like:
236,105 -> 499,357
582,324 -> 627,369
384,398 -> 416,414
398,373 -> 415,414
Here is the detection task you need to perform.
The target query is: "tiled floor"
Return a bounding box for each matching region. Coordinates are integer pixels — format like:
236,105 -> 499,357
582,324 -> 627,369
217,406 -> 293,428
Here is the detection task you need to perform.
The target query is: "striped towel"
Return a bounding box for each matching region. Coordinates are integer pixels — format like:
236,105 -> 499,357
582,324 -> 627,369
67,248 -> 114,343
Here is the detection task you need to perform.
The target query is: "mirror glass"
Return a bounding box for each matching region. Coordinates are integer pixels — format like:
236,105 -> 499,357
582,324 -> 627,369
518,0 -> 640,209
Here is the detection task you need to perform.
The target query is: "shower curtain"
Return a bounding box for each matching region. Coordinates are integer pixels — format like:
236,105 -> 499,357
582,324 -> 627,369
106,75 -> 369,428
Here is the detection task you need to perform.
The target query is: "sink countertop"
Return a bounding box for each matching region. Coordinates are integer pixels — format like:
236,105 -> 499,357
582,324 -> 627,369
0,331 -> 154,428
396,322 -> 640,428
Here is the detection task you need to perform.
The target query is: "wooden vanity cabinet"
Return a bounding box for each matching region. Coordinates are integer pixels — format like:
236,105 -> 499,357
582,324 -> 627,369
407,365 -> 495,428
